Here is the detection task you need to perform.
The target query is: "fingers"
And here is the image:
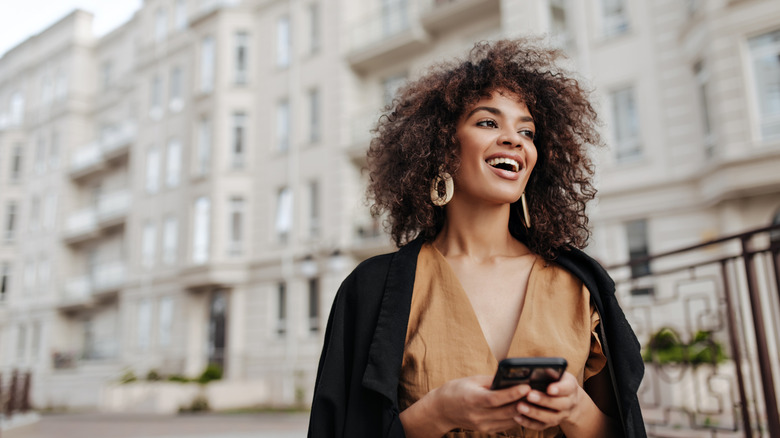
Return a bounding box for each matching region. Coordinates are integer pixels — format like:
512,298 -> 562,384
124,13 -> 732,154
486,383 -> 532,407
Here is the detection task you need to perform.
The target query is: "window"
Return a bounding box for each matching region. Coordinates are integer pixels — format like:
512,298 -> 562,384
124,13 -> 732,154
17,324 -> 27,362
43,194 -> 57,230
102,61 -> 113,90
169,66 -> 183,111
4,202 -> 17,241
10,144 -> 22,182
228,197 -> 245,255
276,187 -> 292,243
610,86 -> 641,162
142,221 -> 157,268
155,8 -> 168,42
37,257 -> 50,290
137,298 -> 152,350
49,130 -> 60,169
31,321 -> 41,360
234,31 -> 249,85
381,0 -> 409,37
549,0 -> 570,49
166,139 -> 182,188
694,61 -> 714,156
150,74 -> 163,117
175,0 -> 187,31
24,259 -> 35,291
10,91 -> 24,125
231,112 -> 247,168
626,219 -> 653,296
277,99 -> 290,151
602,0 -> 629,38
30,196 -> 40,231
145,147 -> 161,193
192,196 -> 211,263
309,3 -> 321,54
382,74 -> 407,106
195,117 -> 212,176
0,263 -> 10,301
200,36 -> 215,93
276,282 -> 287,335
748,29 -> 780,140
163,216 -> 179,264
308,180 -> 320,237
55,71 -> 68,101
35,136 -> 46,174
276,16 -> 291,67
308,88 -> 321,143
308,277 -> 320,332
159,296 -> 174,347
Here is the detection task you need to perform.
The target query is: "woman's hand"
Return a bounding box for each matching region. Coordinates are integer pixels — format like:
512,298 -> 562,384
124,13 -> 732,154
512,371 -> 581,430
400,375 -> 532,438
513,372 -> 620,437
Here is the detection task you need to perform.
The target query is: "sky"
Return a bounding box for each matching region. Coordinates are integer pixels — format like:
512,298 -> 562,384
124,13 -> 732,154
0,0 -> 142,58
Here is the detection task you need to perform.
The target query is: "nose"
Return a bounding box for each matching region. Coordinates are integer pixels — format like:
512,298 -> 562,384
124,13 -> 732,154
498,130 -> 523,148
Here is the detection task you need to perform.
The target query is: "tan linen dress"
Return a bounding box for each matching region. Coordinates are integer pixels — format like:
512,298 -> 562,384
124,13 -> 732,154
398,243 -> 607,437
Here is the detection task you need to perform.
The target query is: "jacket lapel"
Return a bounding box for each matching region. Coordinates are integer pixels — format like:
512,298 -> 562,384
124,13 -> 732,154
362,237 -> 424,404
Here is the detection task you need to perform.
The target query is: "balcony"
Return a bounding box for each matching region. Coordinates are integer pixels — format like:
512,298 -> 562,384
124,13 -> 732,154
347,109 -> 381,167
63,190 -> 130,244
350,216 -> 393,259
346,0 -> 431,73
69,122 -> 136,180
419,0 -> 500,35
59,262 -> 125,312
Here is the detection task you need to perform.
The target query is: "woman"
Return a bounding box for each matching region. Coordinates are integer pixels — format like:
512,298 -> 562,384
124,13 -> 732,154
308,39 -> 646,437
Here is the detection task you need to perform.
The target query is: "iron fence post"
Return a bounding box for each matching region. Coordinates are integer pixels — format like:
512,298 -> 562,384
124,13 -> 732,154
741,237 -> 780,437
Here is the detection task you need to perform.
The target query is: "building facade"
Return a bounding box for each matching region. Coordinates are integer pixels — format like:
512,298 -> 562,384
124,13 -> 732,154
0,0 -> 778,413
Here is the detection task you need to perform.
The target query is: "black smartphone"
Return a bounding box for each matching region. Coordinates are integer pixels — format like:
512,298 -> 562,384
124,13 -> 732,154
490,357 -> 568,391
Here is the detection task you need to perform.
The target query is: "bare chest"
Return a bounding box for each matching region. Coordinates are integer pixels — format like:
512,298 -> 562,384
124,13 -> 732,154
447,256 -> 536,360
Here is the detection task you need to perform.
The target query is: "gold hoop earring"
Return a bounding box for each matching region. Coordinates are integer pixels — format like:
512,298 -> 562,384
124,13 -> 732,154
520,192 -> 531,228
430,170 -> 454,207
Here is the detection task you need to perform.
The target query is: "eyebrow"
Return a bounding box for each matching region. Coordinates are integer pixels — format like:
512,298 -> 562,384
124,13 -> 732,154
466,106 -> 534,123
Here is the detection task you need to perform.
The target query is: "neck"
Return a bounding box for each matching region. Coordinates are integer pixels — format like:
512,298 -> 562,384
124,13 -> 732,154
434,198 -> 526,260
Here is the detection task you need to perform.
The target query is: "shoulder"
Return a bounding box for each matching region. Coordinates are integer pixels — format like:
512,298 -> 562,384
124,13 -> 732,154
552,247 -> 616,297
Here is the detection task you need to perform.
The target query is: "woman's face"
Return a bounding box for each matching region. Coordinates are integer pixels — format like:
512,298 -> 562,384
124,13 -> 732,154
452,89 -> 538,206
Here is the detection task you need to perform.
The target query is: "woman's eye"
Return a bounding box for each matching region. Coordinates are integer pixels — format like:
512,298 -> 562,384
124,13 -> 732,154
476,120 -> 497,128
520,130 -> 535,140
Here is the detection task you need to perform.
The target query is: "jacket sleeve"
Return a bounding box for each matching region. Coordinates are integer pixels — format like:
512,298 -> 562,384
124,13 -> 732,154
308,273 -> 354,437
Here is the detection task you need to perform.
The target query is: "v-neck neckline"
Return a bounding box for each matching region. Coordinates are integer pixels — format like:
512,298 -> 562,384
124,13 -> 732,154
428,244 -> 539,366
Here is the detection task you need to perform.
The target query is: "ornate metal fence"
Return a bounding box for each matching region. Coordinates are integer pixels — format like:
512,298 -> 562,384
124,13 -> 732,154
608,224 -> 780,437
0,369 -> 32,426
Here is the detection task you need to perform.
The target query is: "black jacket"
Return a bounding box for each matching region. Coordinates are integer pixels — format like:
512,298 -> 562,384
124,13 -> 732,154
308,238 -> 646,437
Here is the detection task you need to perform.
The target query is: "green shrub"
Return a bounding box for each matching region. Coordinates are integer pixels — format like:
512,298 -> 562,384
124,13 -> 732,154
643,327 -> 727,366
119,370 -> 138,384
146,369 -> 162,381
197,364 -> 223,384
167,374 -> 191,383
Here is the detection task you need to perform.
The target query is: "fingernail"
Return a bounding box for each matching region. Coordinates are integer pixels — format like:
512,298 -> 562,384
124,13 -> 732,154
548,385 -> 559,395
528,392 -> 540,402
519,403 -> 530,413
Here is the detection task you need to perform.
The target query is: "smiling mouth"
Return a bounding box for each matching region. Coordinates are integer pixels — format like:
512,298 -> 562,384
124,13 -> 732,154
486,157 -> 520,173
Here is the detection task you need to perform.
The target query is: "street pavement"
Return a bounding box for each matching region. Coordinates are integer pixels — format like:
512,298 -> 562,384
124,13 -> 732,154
3,412 -> 309,438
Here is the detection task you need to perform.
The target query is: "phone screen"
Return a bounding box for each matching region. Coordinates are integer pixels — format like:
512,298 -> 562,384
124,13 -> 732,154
491,357 -> 567,390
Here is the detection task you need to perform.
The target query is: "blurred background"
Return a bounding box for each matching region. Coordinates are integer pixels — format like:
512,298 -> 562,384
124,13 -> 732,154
0,0 -> 779,437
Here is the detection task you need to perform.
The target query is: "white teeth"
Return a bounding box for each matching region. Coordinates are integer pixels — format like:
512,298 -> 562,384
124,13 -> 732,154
486,157 -> 519,172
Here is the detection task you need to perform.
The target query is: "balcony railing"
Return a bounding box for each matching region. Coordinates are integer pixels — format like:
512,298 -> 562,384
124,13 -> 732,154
607,223 -> 780,437
61,262 -> 126,308
350,0 -> 416,52
346,0 -> 430,72
63,190 -> 130,242
69,122 -> 136,178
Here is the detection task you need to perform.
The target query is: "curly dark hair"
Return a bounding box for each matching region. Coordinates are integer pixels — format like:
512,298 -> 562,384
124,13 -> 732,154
366,38 -> 602,260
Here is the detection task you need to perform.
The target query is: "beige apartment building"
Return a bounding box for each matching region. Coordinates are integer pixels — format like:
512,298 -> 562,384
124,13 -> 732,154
0,0 -> 778,415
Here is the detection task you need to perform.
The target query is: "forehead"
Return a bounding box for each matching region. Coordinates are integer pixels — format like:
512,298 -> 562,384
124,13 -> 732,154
461,89 -> 532,118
